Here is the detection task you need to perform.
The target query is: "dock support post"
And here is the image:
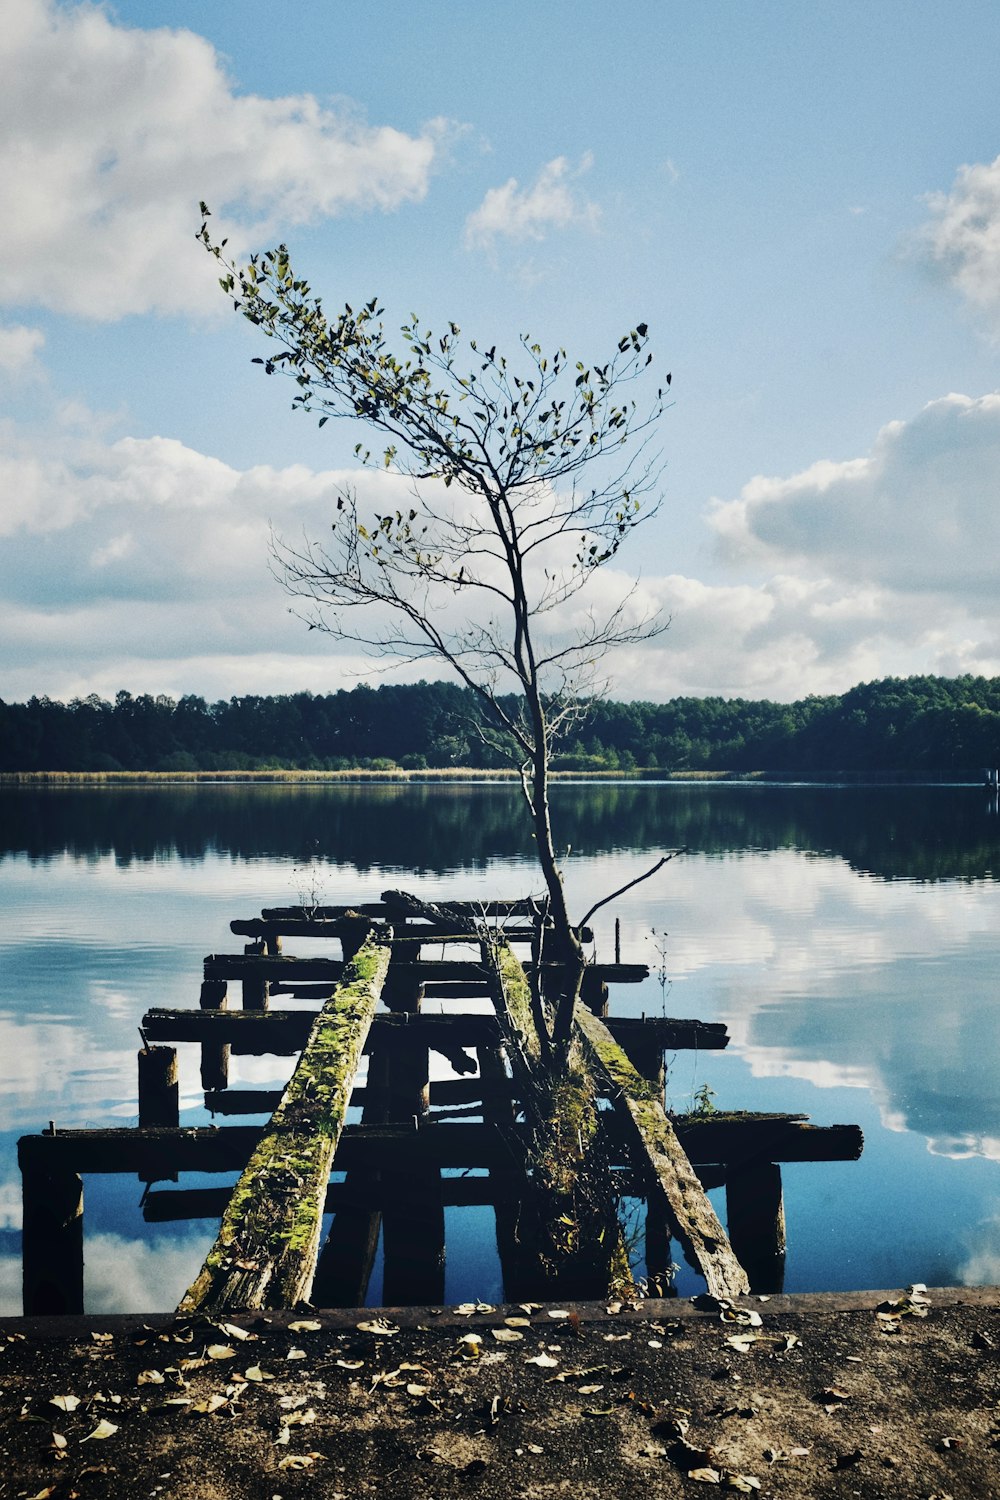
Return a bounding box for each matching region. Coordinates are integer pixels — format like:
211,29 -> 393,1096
581,969 -> 609,1017
20,1151 -> 84,1315
199,979 -> 230,1091
138,1046 -> 179,1128
725,1162 -> 786,1294
644,1194 -> 675,1296
242,939 -> 269,1011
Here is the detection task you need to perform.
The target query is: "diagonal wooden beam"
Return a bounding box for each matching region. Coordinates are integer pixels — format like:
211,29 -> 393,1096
176,935 -> 391,1314
574,1004 -> 750,1300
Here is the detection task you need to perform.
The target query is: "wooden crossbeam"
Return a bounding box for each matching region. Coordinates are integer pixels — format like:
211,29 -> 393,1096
19,1115 -> 863,1178
177,936 -> 391,1313
203,953 -> 648,984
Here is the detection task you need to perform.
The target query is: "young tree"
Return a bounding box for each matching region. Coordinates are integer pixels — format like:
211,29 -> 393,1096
200,210 -> 669,1050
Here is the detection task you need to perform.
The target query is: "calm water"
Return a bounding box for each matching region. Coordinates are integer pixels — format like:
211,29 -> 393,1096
1,781 -> 998,1311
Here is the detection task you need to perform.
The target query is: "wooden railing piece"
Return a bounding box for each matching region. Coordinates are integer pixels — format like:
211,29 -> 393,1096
574,1004 -> 751,1300
176,936 -> 390,1314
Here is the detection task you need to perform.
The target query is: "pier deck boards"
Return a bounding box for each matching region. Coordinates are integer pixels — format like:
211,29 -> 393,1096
17,890 -> 864,1315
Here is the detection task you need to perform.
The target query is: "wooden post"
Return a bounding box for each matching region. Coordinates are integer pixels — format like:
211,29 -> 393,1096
478,1036 -> 524,1297
725,1162 -> 786,1294
138,1046 -> 179,1128
20,1151 -> 84,1315
616,1017 -> 665,1101
199,979 -> 229,1091
379,950 -> 444,1305
644,1195 -> 674,1297
242,938 -> 269,1011
581,969 -> 610,1017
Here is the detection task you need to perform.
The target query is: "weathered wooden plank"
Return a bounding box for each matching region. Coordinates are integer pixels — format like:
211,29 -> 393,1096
204,953 -> 647,984
17,1113 -> 862,1178
233,918 -> 571,944
177,937 -> 390,1314
575,1004 -> 750,1300
205,1075 -> 515,1116
142,1008 -> 501,1054
673,1115 -> 864,1164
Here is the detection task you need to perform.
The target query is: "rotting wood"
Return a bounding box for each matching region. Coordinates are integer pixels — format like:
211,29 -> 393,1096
204,1074 -> 514,1116
574,1004 -> 751,1300
21,1115 -> 861,1177
137,1046 -> 179,1128
488,943 -> 627,1299
203,953 -> 645,985
199,978 -> 229,1091
177,935 -> 390,1314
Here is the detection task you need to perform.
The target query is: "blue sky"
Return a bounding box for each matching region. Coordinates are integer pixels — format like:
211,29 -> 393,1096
3,0 -> 1000,703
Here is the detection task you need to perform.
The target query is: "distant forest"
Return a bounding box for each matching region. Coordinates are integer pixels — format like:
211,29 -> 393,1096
2,675 -> 999,776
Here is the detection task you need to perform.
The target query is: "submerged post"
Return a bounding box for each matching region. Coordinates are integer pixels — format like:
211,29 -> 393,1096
178,934 -> 391,1314
725,1162 -> 786,1293
19,1140 -> 84,1315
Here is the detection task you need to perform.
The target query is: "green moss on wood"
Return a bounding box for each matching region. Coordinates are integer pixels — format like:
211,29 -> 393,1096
179,936 -> 390,1313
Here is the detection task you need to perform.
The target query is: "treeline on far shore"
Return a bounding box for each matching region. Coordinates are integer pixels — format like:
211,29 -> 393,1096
1,674 -> 999,777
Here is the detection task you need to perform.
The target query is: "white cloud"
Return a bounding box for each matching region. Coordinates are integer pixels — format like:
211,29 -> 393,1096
922,154 -> 1000,334
463,153 -> 600,250
0,0 -> 443,320
0,323 -> 44,373
711,392 -> 1000,598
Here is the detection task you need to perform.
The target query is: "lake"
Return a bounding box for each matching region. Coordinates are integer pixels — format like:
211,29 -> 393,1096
1,779 -> 998,1312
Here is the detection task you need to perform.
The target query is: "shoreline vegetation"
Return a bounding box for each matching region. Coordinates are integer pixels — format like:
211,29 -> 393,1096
0,767 -> 990,785
2,673 -> 998,780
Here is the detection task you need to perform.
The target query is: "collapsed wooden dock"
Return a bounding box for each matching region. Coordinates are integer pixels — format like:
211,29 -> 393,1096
18,894 -> 863,1315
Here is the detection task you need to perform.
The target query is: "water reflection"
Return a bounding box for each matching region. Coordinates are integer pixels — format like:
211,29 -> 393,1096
3,781 -> 998,882
1,783 -> 998,1309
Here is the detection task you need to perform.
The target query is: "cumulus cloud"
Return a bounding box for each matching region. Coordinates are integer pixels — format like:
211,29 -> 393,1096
463,153 -> 600,250
0,0 -> 443,319
0,323 -> 44,373
711,392 -> 1000,598
921,154 -> 1000,334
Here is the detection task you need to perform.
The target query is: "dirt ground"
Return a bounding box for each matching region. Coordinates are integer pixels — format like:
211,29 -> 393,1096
1,1286 -> 998,1500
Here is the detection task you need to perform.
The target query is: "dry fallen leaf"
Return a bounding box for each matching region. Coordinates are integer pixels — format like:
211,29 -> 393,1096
190,1394 -> 229,1415
288,1319 -> 322,1333
525,1353 -> 558,1368
49,1395 -> 81,1412
277,1452 -> 322,1470
244,1365 -> 273,1382
286,1347 -> 307,1360
504,1316 -> 532,1328
206,1345 -> 237,1361
137,1370 -> 165,1386
547,1309 -> 571,1319
491,1328 -> 523,1342
217,1322 -> 256,1342
356,1320 -> 399,1336
82,1419 -> 119,1441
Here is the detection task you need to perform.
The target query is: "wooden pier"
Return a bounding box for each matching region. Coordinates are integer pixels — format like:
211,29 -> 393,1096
18,894 -> 863,1315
